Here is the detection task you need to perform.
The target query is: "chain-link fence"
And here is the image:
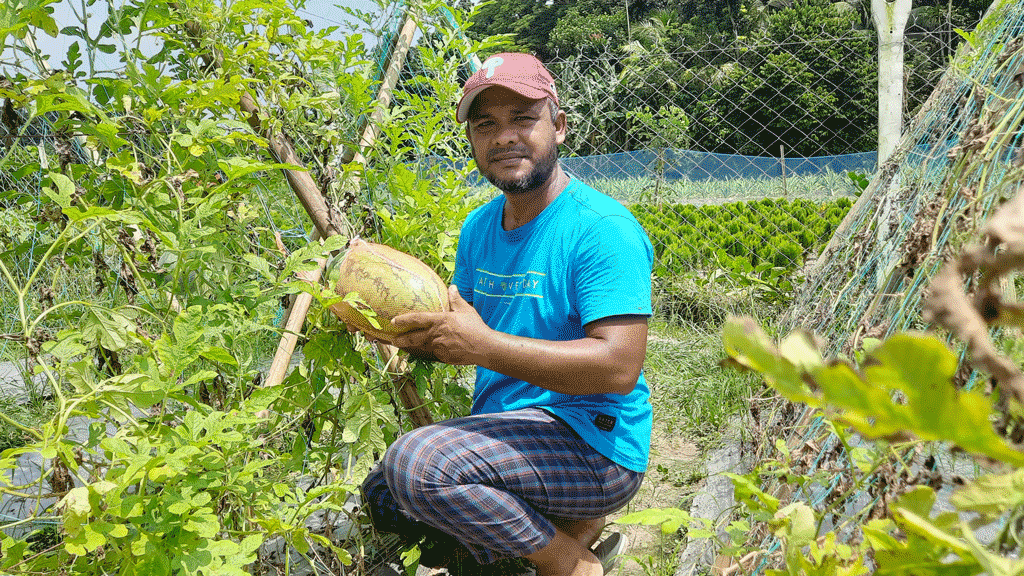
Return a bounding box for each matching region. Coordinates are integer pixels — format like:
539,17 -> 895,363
521,25 -> 967,321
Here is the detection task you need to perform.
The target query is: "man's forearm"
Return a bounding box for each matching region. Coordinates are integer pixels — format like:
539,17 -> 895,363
389,289 -> 648,393
472,319 -> 647,396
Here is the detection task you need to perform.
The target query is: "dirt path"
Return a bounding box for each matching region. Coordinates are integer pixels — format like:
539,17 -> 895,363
607,422 -> 701,576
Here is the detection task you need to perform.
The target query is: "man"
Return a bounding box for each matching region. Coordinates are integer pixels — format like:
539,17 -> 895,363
360,53 -> 654,576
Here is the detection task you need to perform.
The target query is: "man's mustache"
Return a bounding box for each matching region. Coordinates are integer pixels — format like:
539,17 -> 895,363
487,147 -> 529,162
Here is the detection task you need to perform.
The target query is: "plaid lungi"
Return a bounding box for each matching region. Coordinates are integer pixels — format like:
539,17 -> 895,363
361,408 -> 644,564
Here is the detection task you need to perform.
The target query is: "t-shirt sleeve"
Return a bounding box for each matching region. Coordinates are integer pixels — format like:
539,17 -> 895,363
572,215 -> 654,326
452,220 -> 475,305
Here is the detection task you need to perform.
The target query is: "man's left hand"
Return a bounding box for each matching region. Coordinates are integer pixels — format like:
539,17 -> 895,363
390,285 -> 488,366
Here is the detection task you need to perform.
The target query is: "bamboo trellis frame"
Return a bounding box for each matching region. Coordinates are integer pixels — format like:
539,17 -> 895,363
173,3 -> 435,427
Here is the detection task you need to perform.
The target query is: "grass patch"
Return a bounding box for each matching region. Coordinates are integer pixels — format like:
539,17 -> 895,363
583,170 -> 862,205
0,394 -> 56,453
469,170 -> 862,205
646,319 -> 760,445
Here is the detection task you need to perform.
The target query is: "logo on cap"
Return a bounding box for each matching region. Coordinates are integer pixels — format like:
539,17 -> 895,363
482,56 -> 504,78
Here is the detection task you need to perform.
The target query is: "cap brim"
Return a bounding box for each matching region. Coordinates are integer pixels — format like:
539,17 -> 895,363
456,84 -> 489,123
456,82 -> 553,123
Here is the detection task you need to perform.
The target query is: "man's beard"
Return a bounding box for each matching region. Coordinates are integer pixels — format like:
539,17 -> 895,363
483,143 -> 559,194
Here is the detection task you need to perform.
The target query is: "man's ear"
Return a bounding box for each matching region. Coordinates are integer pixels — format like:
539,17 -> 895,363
554,109 -> 567,145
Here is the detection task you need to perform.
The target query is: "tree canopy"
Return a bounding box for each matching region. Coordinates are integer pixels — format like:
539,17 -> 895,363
462,0 -> 988,157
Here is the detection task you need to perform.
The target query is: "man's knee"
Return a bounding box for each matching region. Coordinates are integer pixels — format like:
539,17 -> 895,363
381,425 -> 454,509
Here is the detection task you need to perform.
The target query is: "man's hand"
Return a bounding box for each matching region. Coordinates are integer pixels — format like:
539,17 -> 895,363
390,286 -> 489,365
343,320 -> 396,346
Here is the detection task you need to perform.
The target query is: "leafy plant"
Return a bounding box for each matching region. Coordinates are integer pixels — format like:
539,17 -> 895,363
847,170 -> 870,192
627,105 -> 691,204
621,184 -> 1024,574
0,1 -> 494,574
707,188 -> 1024,573
630,197 -> 851,316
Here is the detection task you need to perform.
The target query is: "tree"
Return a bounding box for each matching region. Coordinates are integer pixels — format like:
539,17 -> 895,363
467,0 -> 570,59
548,0 -> 631,58
683,0 -> 877,156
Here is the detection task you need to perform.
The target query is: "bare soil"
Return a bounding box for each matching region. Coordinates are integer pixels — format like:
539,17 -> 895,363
606,421 -> 701,576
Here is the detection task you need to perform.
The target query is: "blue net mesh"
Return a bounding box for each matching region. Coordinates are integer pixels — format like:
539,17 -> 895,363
559,149 -> 877,183
742,1 -> 1024,570
429,149 -> 875,193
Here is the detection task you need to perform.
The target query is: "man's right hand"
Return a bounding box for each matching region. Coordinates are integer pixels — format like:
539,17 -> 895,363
390,285 -> 487,366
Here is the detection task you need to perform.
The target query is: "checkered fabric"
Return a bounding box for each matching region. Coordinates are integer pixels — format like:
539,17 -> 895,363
361,408 -> 643,564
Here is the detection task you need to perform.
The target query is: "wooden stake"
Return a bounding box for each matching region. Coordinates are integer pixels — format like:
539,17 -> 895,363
250,8 -> 433,428
780,144 -> 787,197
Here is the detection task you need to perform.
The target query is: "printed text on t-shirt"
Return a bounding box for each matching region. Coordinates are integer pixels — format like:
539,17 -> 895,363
474,269 -> 546,300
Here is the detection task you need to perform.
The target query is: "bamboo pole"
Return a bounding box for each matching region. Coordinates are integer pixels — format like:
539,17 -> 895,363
261,13 -> 419,389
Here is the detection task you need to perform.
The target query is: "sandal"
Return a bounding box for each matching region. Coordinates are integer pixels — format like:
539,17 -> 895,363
591,532 -> 626,574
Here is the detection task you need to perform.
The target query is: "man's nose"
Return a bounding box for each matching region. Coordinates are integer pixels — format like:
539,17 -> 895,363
493,123 -> 518,145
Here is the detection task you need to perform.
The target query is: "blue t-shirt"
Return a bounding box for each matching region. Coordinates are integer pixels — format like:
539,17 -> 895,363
452,178 -> 654,472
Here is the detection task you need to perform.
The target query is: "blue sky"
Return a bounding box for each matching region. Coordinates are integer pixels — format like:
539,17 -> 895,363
4,0 -> 383,76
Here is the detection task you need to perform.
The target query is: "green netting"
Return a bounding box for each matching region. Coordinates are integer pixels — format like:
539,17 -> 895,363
785,1 -> 1024,351
745,0 -> 1024,566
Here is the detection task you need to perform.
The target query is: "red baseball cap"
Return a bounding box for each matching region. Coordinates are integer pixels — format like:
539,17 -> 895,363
456,53 -> 559,123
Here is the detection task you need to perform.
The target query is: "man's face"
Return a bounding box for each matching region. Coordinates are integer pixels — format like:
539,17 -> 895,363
465,86 -> 566,194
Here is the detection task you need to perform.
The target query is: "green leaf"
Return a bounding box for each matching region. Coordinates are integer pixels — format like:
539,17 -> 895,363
246,386 -> 283,412
201,538 -> 240,557
615,507 -> 692,535
722,318 -> 1024,466
894,507 -> 971,555
242,253 -> 274,279
721,317 -> 816,404
82,308 -> 134,351
43,172 -> 75,209
91,121 -> 129,149
184,509 -> 220,538
167,497 -> 191,515
950,468 -> 1024,515
200,346 -> 238,366
773,502 -> 816,547
1,535 -> 29,568
217,157 -> 305,181
192,491 -> 212,507
59,486 -> 92,519
239,534 -> 262,555
341,391 -> 392,454
148,465 -> 177,482
895,486 -> 937,518
106,523 -> 129,538
724,471 -> 779,513
848,446 -> 874,473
